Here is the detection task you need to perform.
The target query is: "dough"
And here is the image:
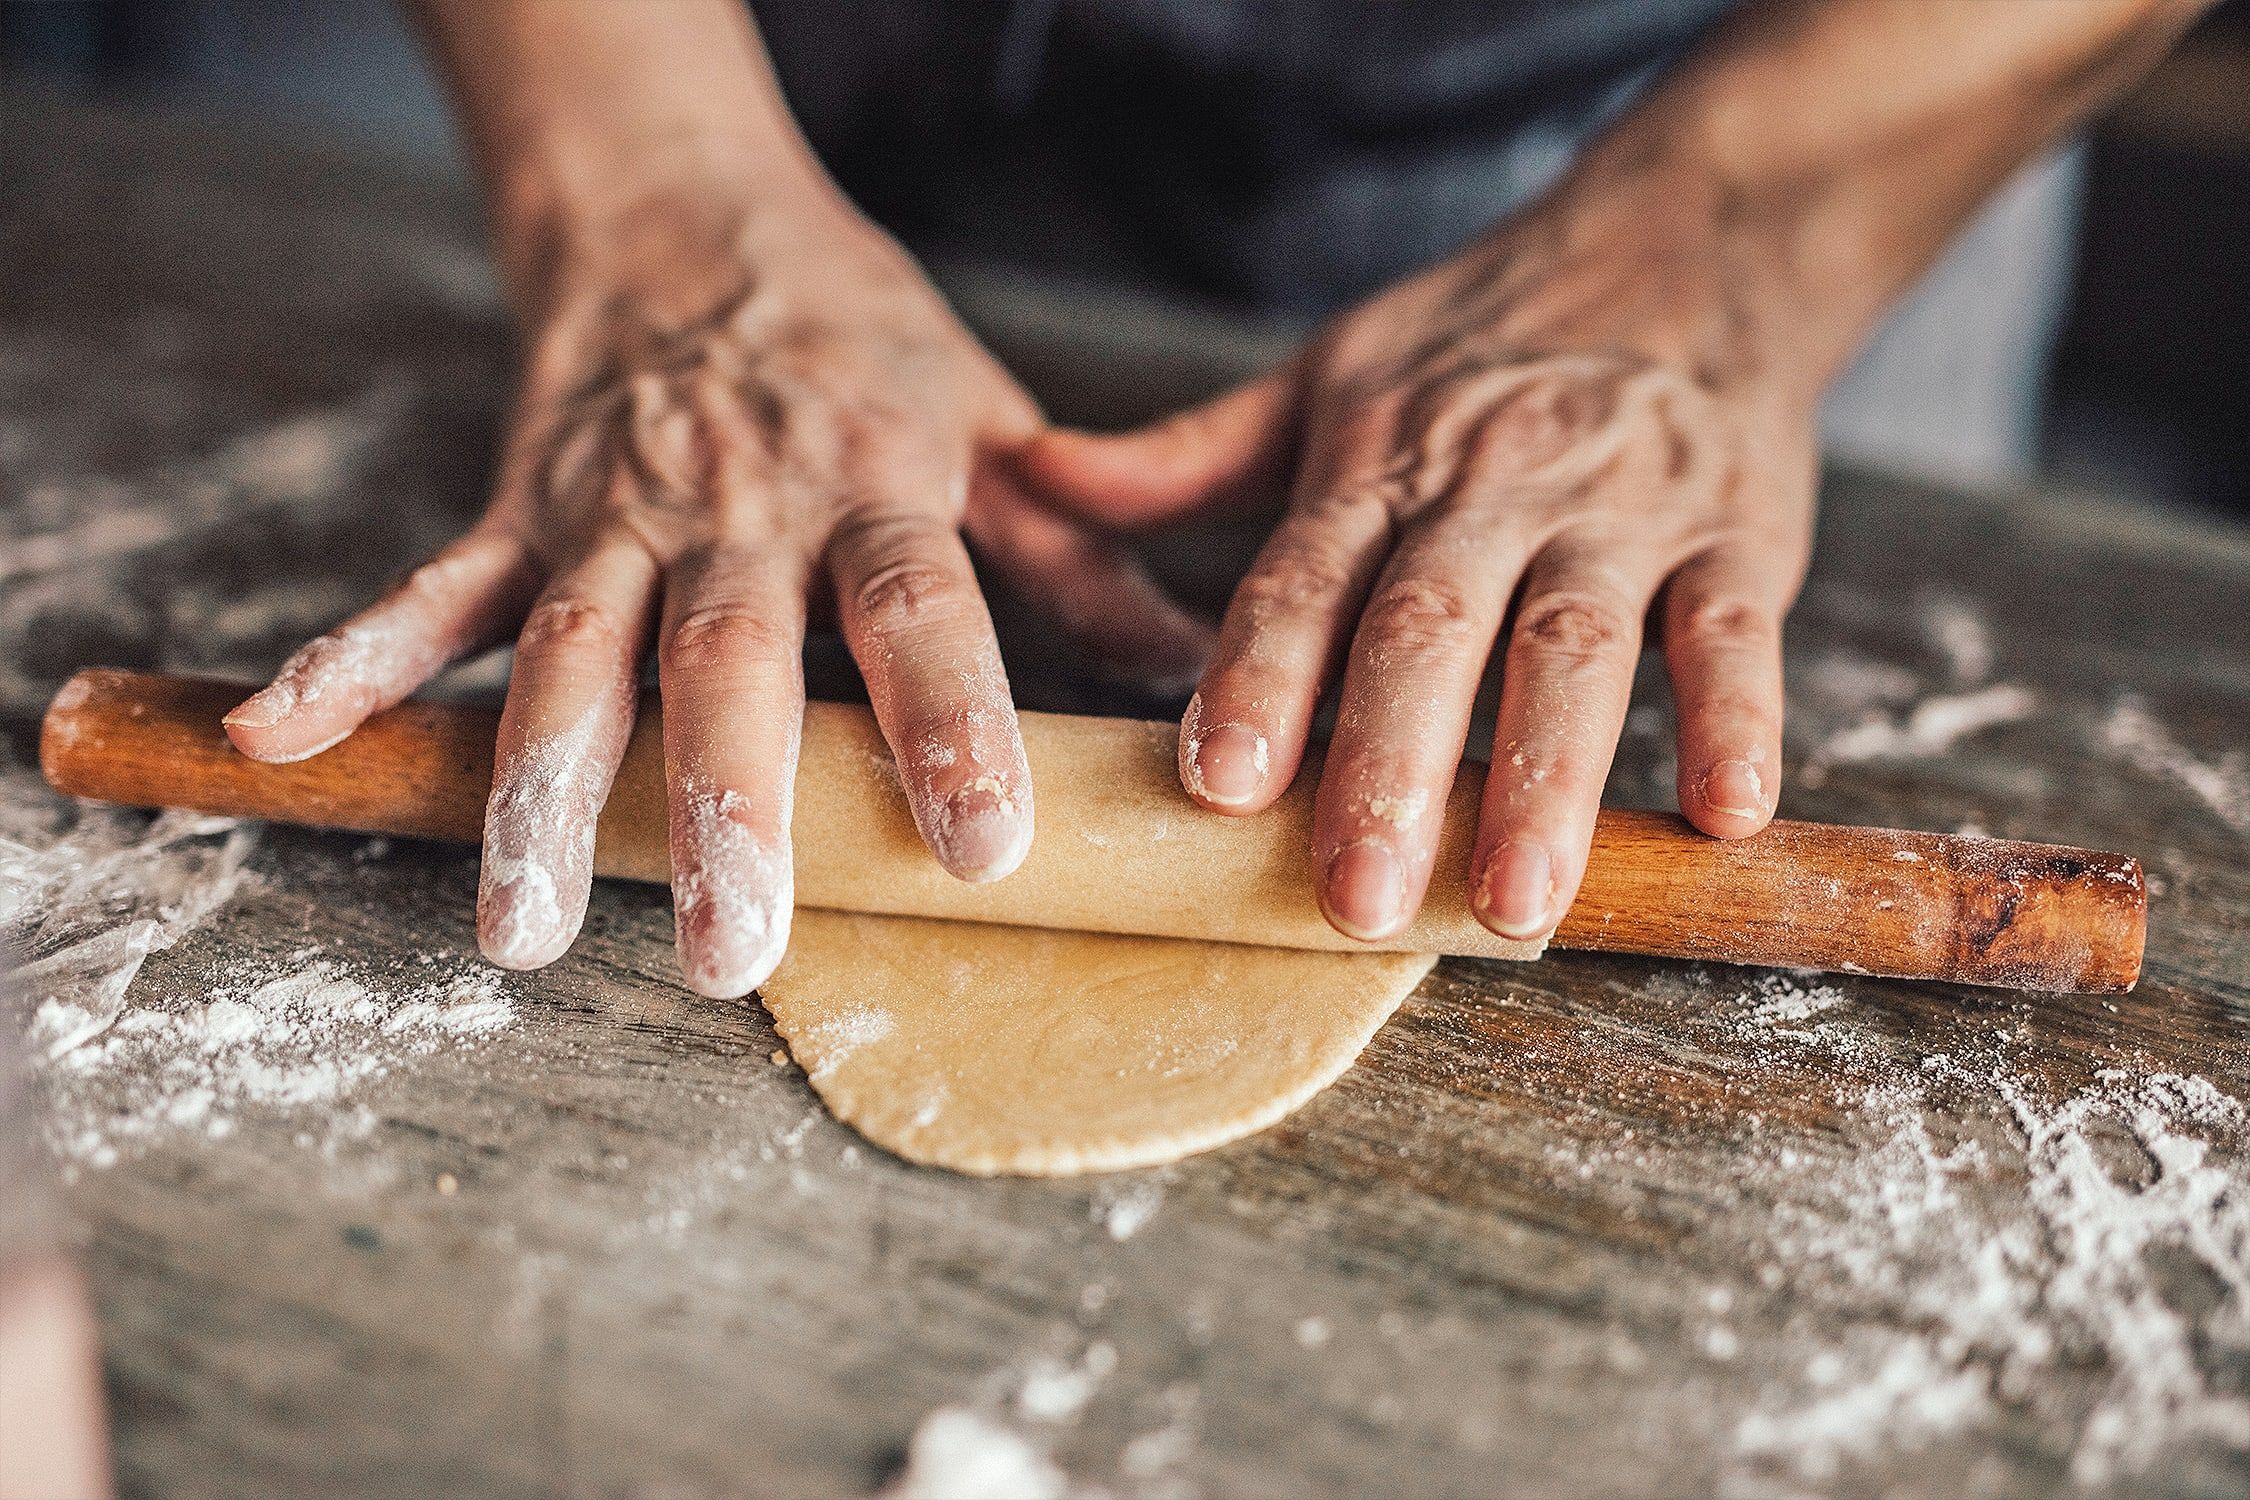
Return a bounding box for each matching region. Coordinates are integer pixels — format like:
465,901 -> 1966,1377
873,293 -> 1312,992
762,909 -> 1438,1177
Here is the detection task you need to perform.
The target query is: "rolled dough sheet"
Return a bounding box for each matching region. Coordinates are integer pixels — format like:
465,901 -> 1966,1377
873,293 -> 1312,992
762,909 -> 1439,1177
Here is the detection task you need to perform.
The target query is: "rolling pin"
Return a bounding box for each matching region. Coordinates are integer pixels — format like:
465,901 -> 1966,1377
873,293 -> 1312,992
40,669 -> 2146,992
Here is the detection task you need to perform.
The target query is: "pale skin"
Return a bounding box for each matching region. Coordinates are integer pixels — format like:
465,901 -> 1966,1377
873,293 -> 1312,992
225,0 -> 2206,994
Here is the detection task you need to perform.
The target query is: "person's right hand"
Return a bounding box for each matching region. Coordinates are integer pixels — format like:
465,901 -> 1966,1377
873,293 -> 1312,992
221,196 -> 1209,997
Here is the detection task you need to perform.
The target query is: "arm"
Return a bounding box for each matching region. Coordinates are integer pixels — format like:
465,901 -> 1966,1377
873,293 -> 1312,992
1027,0 -> 2210,945
1605,0 -> 2208,399
225,0 -> 1211,996
406,0 -> 840,318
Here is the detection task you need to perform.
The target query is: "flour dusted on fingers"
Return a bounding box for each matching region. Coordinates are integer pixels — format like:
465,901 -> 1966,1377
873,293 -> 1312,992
478,701 -> 625,970
671,780 -> 793,998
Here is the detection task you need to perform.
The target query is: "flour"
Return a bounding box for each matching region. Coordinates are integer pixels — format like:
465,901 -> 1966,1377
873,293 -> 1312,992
1736,973 -> 1851,1026
1366,790 -> 1429,831
1016,1342 -> 1118,1424
0,382 -> 407,585
1092,1177 -> 1165,1241
2,772 -> 261,1055
884,1344 -> 1195,1500
1794,651 -> 1922,718
2,760 -> 515,1173
1791,615 -> 2041,790
671,778 -> 795,996
798,1005 -> 895,1083
880,1407 -> 1068,1500
2099,696 -> 2250,835
1801,682 -> 2038,784
479,699 -> 626,969
1920,595 -> 1995,686
1689,969 -> 2250,1492
35,957 -> 516,1172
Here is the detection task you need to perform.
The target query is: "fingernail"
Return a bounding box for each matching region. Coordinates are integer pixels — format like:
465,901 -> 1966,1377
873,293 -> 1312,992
929,776 -> 1032,884
479,850 -> 572,970
674,788 -> 791,998
1323,840 -> 1405,941
222,688 -> 287,730
1700,759 -> 1765,819
1190,723 -> 1269,807
1475,840 -> 1554,939
479,772 -> 595,970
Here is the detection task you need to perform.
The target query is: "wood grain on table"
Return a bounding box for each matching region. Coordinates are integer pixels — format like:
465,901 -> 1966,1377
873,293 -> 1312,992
3,93 -> 2247,1500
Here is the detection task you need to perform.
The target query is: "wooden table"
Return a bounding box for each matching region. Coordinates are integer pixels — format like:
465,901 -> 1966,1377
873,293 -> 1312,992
4,94 -> 2246,1500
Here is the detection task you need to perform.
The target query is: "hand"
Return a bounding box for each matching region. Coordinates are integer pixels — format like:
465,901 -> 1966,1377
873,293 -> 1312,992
1025,157 -> 1821,945
225,197 -> 1208,996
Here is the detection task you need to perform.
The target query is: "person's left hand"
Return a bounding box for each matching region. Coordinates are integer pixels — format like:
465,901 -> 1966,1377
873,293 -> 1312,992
1022,157 -> 1823,945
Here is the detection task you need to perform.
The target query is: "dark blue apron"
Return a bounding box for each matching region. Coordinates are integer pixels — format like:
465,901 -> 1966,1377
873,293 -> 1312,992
756,0 -> 1737,313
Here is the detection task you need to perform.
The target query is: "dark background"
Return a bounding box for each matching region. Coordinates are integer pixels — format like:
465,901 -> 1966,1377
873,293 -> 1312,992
4,0 -> 2247,517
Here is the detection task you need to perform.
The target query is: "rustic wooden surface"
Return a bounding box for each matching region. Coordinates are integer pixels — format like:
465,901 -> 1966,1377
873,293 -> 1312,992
3,93 -> 2248,1500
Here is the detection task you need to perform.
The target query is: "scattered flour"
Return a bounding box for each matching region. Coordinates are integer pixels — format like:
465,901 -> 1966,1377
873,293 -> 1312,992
0,382 -> 408,584
880,1407 -> 1067,1500
1092,1177 -> 1165,1241
1920,595 -> 1995,686
2,762 -> 515,1173
800,1005 -> 896,1083
2100,696 -> 2250,835
36,958 -> 515,1172
2,775 -> 260,1055
1693,970 -> 2250,1493
1016,1341 -> 1118,1424
883,1343 -> 1195,1500
1801,682 -> 2038,785
1736,973 -> 1852,1027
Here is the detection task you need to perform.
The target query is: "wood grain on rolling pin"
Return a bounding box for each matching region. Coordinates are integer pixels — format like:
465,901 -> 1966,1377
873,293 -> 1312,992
41,670 -> 2146,992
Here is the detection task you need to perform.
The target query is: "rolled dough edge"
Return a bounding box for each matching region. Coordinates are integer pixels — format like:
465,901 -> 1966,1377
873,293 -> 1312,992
767,952 -> 1440,1178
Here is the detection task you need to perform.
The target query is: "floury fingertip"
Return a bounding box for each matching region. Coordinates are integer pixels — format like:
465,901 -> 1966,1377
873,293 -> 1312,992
671,785 -> 794,999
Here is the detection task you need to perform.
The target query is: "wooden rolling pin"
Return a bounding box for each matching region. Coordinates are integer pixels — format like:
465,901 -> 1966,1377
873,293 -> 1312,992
40,670 -> 2145,992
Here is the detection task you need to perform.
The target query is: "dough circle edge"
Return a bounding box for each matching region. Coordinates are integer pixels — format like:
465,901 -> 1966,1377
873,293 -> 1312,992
761,909 -> 1438,1177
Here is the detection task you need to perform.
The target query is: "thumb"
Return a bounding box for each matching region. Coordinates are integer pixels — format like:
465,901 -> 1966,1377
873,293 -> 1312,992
1020,364 -> 1296,530
965,473 -> 1218,697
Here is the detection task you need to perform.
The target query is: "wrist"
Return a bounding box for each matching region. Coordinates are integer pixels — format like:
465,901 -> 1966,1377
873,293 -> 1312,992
485,137 -> 866,324
1507,138 -> 1849,411
1561,0 -> 2209,394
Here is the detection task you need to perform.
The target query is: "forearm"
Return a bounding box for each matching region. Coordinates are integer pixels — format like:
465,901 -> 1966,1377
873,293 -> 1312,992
1569,0 -> 2211,392
407,0 -> 849,313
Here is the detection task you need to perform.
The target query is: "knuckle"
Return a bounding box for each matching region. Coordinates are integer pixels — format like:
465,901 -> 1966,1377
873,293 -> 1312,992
1674,595 -> 1775,651
852,557 -> 970,633
1515,591 -> 1631,663
1238,550 -> 1356,619
664,602 -> 795,675
1685,695 -> 1780,745
397,543 -> 486,603
832,511 -> 972,629
1313,471 -> 1413,523
518,597 -> 629,658
1690,687 -> 1776,722
1360,576 -> 1482,656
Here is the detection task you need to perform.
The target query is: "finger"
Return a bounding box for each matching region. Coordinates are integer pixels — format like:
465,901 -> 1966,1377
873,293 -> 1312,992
224,530 -> 537,763
1312,517 -> 1523,940
477,538 -> 657,970
1663,547 -> 1795,838
829,509 -> 1034,883
965,479 -> 1216,696
658,543 -> 809,998
1472,552 -> 1659,942
1176,412 -> 1401,815
1019,366 -> 1295,530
